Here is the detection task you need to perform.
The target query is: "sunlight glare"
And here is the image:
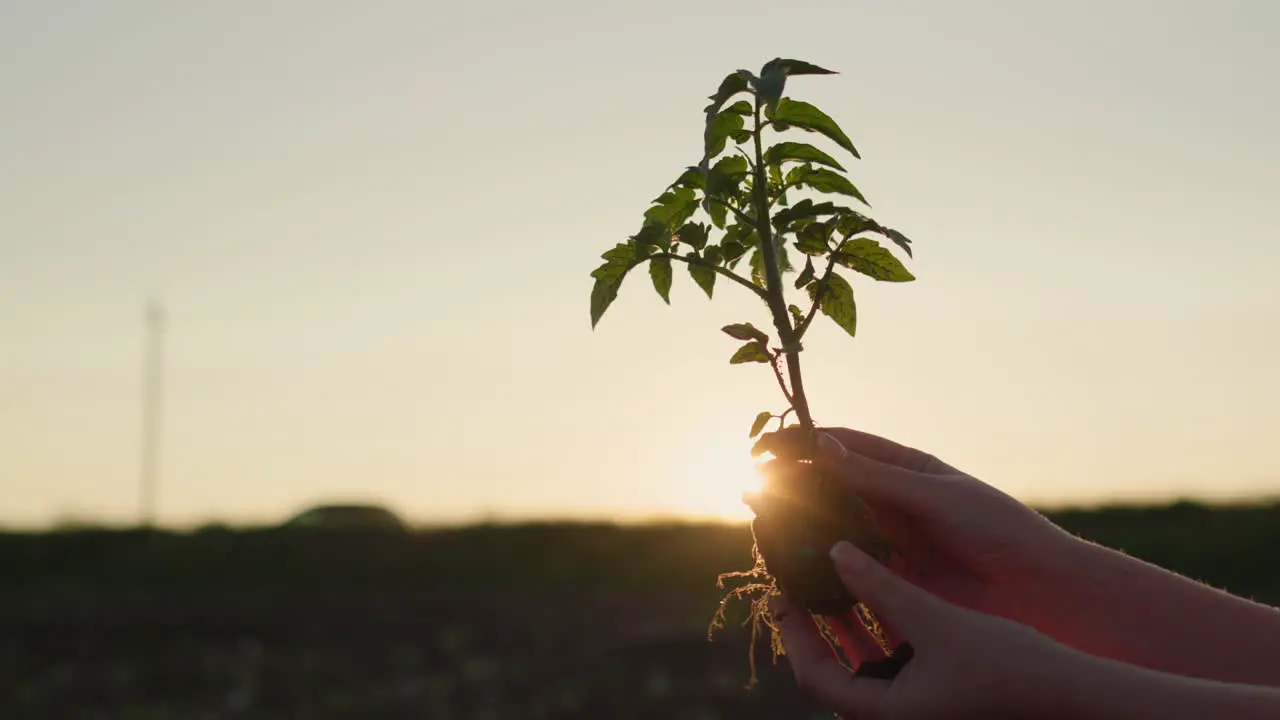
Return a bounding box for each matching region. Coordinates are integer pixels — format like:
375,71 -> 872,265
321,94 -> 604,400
664,420 -> 767,522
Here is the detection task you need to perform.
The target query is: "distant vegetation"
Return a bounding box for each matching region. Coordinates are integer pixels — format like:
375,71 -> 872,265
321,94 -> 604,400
4,500 -> 1279,601
2,500 -> 1278,718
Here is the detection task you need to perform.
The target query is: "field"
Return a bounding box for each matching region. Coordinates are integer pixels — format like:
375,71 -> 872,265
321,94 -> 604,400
3,501 -> 1279,719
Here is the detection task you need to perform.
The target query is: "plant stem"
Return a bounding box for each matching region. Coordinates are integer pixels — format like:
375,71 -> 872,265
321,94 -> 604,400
796,238 -> 848,340
651,252 -> 767,301
751,100 -> 814,432
768,351 -> 794,406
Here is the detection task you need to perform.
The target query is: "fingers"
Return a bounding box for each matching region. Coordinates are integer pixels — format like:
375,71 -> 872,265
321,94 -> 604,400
830,541 -> 941,637
821,427 -> 959,475
756,438 -> 937,517
771,594 -> 887,713
770,593 -> 839,665
751,426 -> 814,461
828,614 -> 888,668
754,426 -> 957,475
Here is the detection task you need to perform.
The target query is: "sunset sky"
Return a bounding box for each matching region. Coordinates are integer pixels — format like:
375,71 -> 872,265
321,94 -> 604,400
3,0 -> 1277,528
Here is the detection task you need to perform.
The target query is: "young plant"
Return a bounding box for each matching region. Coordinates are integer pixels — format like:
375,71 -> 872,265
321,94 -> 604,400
588,58 -> 917,676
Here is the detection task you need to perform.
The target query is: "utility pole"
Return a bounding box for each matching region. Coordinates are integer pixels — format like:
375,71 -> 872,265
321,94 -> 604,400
141,299 -> 164,528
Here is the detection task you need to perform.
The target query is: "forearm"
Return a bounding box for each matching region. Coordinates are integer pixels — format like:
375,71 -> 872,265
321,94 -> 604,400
1042,647 -> 1280,720
1030,536 -> 1280,686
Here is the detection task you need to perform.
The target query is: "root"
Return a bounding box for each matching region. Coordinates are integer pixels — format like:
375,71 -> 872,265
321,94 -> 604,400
706,540 -> 781,688
854,601 -> 892,654
707,541 -> 897,687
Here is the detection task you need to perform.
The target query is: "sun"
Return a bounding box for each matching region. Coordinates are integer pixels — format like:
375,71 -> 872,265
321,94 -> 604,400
663,419 -> 768,522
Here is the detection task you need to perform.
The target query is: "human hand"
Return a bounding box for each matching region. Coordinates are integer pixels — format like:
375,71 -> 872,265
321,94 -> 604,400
773,540 -> 1081,719
750,427 -> 1078,634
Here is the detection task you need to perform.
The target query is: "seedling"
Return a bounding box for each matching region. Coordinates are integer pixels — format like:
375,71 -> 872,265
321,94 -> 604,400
588,58 -> 916,678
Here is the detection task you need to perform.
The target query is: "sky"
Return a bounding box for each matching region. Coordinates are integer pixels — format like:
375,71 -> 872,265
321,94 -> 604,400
2,0 -> 1278,529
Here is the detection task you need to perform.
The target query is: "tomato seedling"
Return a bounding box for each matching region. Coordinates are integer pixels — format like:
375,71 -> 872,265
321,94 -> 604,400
589,57 -> 917,677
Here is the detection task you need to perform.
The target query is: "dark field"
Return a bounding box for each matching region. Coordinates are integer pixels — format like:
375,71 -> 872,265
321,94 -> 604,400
3,501 -> 1279,719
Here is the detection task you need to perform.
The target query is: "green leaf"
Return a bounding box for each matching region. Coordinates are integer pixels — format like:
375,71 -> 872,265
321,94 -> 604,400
772,199 -> 840,231
704,70 -> 754,115
722,100 -> 752,116
794,256 -> 816,289
649,255 -> 673,302
589,243 -> 641,328
834,238 -> 915,282
749,248 -> 767,288
807,272 -> 857,337
760,58 -> 838,78
792,167 -> 868,205
706,155 -> 750,200
704,157 -> 750,230
774,198 -> 816,227
704,108 -> 746,161
770,98 -> 860,159
727,224 -> 752,269
764,141 -> 845,172
768,167 -> 787,205
880,227 -> 914,258
788,304 -> 805,327
707,200 -> 727,228
592,243 -> 640,274
702,244 -> 723,266
590,277 -> 622,329
753,64 -> 788,113
754,58 -> 837,115
720,239 -> 747,263
835,211 -> 874,238
688,260 -> 715,299
645,187 -> 699,231
675,222 -> 708,251
783,163 -> 810,186
795,220 -> 831,255
722,322 -> 769,344
749,411 -> 773,439
669,166 -> 706,192
729,340 -> 771,364
723,222 -> 751,243
836,210 -> 914,258
631,221 -> 668,252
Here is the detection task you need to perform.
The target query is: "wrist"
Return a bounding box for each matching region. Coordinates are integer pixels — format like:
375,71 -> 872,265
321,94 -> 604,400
1017,642 -> 1109,719
1007,526 -> 1094,630
1041,646 -> 1280,719
1020,637 -> 1174,720
1025,532 -> 1146,657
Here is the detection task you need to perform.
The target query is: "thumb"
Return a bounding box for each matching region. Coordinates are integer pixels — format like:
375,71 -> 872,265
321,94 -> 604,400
814,432 -> 938,515
829,540 -> 939,635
